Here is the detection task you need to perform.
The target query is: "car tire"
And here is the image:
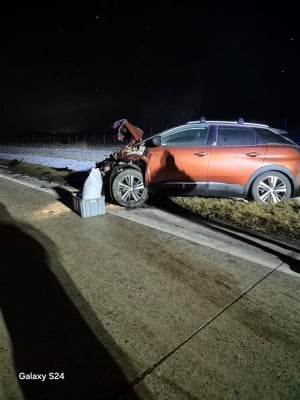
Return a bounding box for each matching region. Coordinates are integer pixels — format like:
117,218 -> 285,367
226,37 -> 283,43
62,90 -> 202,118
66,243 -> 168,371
112,169 -> 148,207
251,171 -> 291,204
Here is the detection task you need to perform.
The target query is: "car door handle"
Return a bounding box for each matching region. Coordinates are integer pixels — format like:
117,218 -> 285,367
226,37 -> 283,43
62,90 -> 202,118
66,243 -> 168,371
194,152 -> 207,157
246,152 -> 260,157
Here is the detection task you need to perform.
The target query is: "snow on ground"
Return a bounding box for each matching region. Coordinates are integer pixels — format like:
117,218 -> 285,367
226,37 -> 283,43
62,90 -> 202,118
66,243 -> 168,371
0,144 -> 119,171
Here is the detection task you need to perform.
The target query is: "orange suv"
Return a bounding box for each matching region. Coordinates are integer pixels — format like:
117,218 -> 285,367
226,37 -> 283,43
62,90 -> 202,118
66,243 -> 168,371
97,118 -> 300,207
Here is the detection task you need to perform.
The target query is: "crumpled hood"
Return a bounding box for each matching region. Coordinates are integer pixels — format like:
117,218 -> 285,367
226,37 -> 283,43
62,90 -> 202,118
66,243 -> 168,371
112,119 -> 144,143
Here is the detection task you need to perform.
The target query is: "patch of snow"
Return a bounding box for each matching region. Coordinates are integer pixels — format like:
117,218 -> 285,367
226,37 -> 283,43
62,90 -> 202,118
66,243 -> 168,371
0,145 -> 119,171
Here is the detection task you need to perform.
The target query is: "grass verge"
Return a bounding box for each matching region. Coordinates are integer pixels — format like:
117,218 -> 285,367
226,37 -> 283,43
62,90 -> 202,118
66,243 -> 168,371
170,197 -> 300,242
0,158 -> 71,183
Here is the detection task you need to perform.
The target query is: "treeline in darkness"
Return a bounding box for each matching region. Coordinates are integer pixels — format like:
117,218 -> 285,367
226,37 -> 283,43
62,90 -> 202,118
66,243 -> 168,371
0,130 -> 119,145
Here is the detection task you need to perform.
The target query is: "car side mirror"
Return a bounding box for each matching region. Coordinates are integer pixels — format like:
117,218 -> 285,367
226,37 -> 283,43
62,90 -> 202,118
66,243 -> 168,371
146,136 -> 161,147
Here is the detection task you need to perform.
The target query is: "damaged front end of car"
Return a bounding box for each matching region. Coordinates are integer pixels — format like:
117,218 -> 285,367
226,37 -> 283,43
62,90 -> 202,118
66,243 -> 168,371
96,119 -> 149,207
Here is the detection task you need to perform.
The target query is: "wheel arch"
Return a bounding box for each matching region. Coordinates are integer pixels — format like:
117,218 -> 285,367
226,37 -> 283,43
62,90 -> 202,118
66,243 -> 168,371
245,165 -> 296,198
112,159 -> 147,180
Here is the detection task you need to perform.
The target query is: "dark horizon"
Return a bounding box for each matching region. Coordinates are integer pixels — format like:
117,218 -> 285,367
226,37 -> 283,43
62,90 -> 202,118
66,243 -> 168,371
1,5 -> 300,138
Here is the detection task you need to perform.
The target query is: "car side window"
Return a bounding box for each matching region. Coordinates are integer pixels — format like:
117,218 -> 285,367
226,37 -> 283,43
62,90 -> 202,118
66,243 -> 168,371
216,127 -> 256,146
254,128 -> 296,144
161,127 -> 209,146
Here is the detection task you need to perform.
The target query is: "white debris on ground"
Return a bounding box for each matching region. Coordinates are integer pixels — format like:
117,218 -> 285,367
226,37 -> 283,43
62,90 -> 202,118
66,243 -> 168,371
0,144 -> 118,171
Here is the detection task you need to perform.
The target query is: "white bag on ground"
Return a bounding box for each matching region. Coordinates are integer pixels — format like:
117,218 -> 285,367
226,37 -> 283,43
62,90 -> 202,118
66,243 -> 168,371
82,168 -> 103,200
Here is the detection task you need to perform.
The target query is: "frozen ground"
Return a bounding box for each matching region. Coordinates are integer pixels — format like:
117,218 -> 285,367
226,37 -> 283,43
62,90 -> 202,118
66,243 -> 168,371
0,144 -> 119,171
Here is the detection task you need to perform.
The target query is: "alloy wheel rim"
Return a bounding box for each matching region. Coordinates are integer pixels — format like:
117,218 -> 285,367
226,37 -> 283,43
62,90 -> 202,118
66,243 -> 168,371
118,174 -> 145,202
257,176 -> 287,203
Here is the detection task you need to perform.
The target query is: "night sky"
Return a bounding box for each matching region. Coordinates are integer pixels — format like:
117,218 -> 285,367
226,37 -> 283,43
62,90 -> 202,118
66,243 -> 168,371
1,5 -> 300,139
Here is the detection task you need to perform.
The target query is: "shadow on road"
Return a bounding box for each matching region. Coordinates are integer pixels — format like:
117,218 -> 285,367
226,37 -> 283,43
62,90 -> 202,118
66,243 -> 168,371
53,187 -> 75,210
0,203 -> 145,400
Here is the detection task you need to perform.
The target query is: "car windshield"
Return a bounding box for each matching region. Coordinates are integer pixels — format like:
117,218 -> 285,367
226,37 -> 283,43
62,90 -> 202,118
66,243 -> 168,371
254,128 -> 297,145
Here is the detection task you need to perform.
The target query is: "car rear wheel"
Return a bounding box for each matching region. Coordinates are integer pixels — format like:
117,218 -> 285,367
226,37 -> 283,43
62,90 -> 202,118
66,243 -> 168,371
251,171 -> 291,204
112,169 -> 148,207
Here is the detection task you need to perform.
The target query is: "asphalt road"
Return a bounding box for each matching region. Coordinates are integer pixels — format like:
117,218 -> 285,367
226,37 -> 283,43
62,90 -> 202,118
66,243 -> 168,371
0,175 -> 300,400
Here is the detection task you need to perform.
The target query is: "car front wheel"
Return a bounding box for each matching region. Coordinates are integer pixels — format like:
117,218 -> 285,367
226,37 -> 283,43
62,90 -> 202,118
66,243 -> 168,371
251,171 -> 292,204
111,169 -> 148,207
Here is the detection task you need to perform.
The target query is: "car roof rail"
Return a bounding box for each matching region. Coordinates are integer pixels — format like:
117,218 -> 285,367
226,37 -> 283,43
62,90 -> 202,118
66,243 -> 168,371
186,118 -> 270,127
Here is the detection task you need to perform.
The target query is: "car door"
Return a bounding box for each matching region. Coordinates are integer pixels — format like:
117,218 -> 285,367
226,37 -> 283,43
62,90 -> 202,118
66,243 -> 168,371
206,126 -> 267,196
146,125 -> 211,195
